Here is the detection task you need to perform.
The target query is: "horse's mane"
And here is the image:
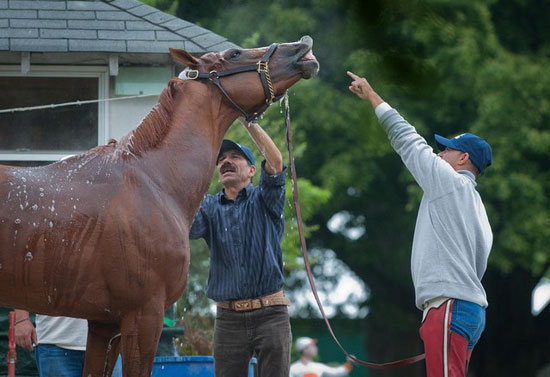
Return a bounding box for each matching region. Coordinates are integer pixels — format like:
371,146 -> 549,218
118,81 -> 176,157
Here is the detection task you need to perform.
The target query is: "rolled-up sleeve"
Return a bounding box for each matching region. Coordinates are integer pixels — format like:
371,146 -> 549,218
259,160 -> 287,220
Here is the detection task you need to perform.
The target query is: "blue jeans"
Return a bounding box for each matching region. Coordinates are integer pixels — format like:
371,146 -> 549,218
35,344 -> 85,377
450,299 -> 486,350
112,355 -> 123,377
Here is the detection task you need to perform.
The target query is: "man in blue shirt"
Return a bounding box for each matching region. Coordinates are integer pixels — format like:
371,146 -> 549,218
190,120 -> 291,377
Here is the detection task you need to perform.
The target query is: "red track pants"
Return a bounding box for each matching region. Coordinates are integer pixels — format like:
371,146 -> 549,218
419,300 -> 472,377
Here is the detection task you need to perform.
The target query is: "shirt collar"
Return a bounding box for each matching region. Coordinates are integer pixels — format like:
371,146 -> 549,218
219,183 -> 254,204
457,170 -> 477,186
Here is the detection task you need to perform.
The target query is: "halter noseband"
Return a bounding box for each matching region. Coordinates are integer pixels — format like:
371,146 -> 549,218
179,43 -> 282,123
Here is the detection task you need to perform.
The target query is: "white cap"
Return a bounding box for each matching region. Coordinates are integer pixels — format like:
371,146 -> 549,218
295,337 -> 316,352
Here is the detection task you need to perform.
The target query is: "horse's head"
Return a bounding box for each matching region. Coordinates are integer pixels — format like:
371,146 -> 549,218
169,35 -> 319,121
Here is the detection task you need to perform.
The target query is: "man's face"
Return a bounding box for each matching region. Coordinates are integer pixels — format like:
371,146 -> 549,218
437,147 -> 468,171
302,342 -> 318,359
217,149 -> 256,187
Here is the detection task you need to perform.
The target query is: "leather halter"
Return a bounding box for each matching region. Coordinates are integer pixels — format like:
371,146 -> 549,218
179,43 -> 282,122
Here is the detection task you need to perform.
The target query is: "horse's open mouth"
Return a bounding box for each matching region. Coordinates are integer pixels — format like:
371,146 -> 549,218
298,49 -> 317,62
296,44 -> 319,79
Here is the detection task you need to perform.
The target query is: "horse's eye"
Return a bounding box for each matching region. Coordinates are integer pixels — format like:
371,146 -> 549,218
230,50 -> 241,59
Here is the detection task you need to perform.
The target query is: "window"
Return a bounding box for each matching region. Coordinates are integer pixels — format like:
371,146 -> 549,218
0,66 -> 108,162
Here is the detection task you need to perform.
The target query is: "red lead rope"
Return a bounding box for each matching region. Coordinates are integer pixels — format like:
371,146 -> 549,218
7,311 -> 17,377
283,93 -> 425,369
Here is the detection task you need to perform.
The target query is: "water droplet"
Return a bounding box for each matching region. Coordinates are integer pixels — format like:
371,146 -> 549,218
39,188 -> 44,192
49,221 -> 53,228
32,204 -> 38,211
14,218 -> 21,224
39,193 -> 44,197
25,252 -> 33,261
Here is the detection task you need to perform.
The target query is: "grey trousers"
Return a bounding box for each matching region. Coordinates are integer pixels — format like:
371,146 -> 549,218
213,305 -> 292,377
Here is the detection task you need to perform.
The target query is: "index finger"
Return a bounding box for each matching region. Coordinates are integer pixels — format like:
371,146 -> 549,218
346,71 -> 360,80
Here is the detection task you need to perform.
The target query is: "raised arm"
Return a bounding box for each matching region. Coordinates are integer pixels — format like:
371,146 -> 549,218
239,118 -> 283,175
346,70 -> 458,198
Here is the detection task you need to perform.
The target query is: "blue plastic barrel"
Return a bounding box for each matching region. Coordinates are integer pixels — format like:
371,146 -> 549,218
152,356 -> 256,377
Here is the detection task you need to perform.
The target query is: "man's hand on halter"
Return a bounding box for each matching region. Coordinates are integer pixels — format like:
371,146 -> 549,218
238,116 -> 253,128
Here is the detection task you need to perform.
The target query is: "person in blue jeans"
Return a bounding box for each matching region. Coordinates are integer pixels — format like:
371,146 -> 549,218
348,71 -> 492,377
15,310 -> 87,377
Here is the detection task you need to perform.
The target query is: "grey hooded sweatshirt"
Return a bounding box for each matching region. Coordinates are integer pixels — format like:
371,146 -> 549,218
376,104 -> 492,310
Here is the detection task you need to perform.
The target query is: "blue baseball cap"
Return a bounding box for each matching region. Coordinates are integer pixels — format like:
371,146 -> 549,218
217,139 -> 255,166
434,133 -> 492,175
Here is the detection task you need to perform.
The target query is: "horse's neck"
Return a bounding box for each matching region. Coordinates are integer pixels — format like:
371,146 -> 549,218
120,81 -> 234,156
118,81 -> 236,217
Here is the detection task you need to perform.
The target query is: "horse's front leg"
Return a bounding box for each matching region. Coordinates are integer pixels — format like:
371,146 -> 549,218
120,299 -> 165,377
83,321 -> 121,377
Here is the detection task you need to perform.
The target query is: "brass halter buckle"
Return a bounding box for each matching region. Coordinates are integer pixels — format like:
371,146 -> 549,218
257,61 -> 275,103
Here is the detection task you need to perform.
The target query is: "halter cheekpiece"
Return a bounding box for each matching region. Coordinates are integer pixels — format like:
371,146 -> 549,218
179,43 -> 282,123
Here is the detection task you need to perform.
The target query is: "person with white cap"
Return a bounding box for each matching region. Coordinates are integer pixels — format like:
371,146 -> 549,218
347,71 -> 493,377
290,337 -> 352,377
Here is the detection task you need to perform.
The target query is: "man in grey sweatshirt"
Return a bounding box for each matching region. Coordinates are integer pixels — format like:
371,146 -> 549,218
347,71 -> 493,377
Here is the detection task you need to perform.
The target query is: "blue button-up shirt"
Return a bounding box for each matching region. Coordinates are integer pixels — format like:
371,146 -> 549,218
190,161 -> 286,302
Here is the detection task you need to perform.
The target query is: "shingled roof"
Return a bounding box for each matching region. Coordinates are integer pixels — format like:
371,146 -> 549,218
0,0 -> 238,54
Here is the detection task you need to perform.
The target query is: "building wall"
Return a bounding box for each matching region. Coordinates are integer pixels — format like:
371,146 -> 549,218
108,65 -> 174,142
0,57 -> 176,162
108,94 -> 159,142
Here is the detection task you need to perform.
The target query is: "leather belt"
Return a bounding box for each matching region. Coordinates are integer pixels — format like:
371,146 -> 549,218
217,290 -> 290,312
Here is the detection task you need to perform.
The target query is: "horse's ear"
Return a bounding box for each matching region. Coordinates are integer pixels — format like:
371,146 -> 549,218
169,48 -> 199,67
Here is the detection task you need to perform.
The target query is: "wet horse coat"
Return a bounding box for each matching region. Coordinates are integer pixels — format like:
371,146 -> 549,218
0,36 -> 318,376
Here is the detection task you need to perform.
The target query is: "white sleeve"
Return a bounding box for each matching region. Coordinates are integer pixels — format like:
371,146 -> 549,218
374,102 -> 392,119
378,108 -> 460,199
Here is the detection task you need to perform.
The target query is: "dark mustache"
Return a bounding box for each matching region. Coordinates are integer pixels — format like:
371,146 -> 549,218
220,162 -> 236,173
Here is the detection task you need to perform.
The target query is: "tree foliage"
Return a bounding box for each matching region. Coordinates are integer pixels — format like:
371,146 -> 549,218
147,0 -> 550,374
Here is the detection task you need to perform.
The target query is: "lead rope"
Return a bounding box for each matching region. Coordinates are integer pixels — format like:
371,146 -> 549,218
283,92 -> 426,369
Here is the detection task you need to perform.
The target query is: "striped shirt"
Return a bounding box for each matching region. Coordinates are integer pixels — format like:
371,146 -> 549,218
189,161 -> 286,302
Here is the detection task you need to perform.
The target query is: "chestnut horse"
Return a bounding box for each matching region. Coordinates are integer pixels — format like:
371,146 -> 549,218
0,36 -> 319,376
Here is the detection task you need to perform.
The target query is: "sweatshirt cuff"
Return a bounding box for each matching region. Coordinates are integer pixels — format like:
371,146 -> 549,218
375,102 -> 392,119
